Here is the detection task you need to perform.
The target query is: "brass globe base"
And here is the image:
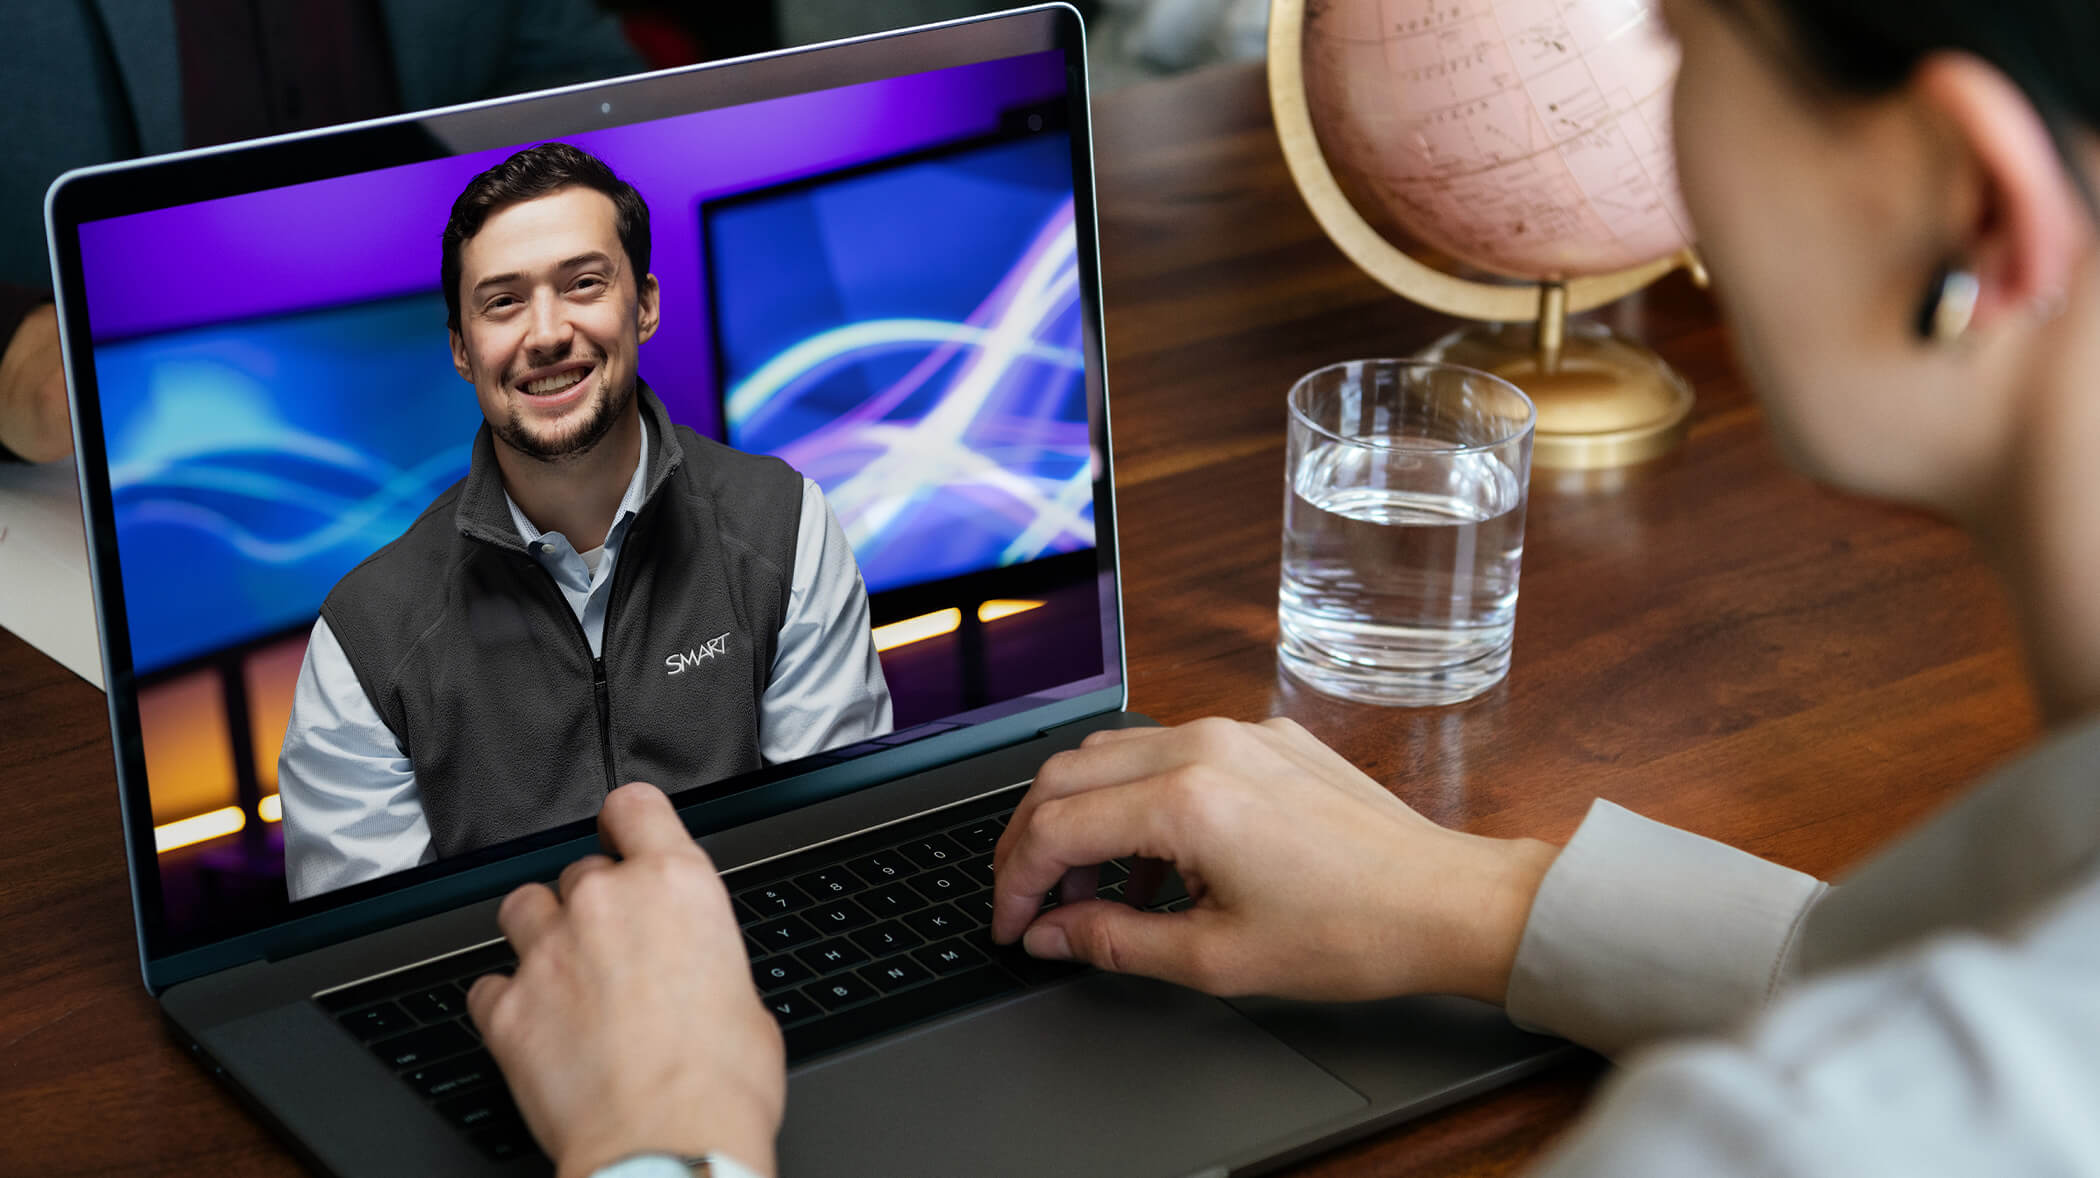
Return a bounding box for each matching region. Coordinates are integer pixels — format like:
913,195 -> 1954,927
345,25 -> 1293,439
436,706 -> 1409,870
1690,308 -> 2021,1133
1417,318 -> 1695,471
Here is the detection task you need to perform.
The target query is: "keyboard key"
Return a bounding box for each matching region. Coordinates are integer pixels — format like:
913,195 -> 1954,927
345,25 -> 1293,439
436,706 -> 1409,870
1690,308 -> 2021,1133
436,1085 -> 520,1131
902,903 -> 970,941
913,938 -> 989,975
948,820 -> 1003,853
371,1021 -> 475,1071
995,942 -> 1091,987
847,850 -> 913,884
752,955 -> 815,991
792,867 -> 864,901
470,1124 -> 535,1162
1099,860 -> 1131,886
399,985 -> 466,1023
783,966 -> 1023,1062
1147,867 -> 1193,908
898,834 -> 967,871
797,938 -> 871,974
849,921 -> 923,958
337,1001 -> 411,1041
962,856 -> 998,889
907,866 -> 975,903
747,914 -> 820,954
807,898 -> 874,934
802,974 -> 879,1012
857,881 -> 929,918
735,881 -> 810,918
405,1049 -> 499,1100
860,955 -> 933,993
764,991 -> 821,1024
959,892 -> 997,923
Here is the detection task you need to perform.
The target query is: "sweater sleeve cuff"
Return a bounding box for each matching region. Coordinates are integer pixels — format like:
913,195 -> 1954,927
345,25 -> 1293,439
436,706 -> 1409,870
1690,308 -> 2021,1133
1505,800 -> 1827,1056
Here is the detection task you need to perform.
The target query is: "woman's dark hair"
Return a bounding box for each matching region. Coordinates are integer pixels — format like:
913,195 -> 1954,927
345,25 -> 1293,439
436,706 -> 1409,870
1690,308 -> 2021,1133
440,142 -> 652,333
1714,0 -> 2100,208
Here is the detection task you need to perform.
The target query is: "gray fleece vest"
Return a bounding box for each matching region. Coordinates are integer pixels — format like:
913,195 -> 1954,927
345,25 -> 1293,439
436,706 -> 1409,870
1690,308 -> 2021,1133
320,387 -> 803,858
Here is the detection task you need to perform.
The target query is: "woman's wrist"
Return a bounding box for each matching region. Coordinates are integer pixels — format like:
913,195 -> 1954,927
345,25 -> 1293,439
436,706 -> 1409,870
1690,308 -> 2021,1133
558,1106 -> 779,1178
566,1139 -> 776,1178
1441,833 -> 1559,1005
582,1151 -> 772,1178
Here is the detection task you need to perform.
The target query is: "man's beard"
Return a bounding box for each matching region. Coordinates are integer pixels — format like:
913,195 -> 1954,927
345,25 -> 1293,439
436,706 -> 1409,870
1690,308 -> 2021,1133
493,371 -> 636,463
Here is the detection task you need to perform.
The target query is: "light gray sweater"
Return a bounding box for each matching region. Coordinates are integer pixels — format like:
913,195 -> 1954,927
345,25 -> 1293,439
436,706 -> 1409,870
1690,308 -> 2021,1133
1506,716 -> 2100,1174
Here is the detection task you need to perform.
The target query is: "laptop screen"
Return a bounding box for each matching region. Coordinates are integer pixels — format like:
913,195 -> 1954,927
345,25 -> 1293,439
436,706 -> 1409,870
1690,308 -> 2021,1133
51,14 -> 1119,965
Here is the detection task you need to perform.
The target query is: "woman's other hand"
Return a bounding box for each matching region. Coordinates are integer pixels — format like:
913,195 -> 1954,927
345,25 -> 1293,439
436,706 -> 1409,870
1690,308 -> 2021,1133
991,717 -> 1557,1004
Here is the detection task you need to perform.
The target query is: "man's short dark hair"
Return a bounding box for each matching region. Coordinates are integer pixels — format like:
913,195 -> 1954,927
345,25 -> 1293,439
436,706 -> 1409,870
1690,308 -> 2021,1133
440,142 -> 652,332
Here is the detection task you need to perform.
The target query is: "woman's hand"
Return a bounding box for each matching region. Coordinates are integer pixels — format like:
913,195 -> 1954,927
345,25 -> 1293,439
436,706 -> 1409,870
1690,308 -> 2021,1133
991,717 -> 1558,1004
468,782 -> 786,1178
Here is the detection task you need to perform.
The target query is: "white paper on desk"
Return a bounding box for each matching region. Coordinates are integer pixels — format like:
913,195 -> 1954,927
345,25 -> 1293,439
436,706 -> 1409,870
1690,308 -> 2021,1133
0,457 -> 104,690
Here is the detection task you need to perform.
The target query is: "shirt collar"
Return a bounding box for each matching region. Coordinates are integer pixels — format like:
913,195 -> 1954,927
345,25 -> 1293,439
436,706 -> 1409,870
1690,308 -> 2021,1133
502,412 -> 652,549
454,381 -> 685,552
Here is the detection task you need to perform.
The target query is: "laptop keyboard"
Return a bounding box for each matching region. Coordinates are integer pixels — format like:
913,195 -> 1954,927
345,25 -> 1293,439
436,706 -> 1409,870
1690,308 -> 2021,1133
313,787 -> 1189,1162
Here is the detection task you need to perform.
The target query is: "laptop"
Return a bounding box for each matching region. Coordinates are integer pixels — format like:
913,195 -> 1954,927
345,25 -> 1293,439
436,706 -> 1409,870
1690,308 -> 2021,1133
43,5 -> 1566,1174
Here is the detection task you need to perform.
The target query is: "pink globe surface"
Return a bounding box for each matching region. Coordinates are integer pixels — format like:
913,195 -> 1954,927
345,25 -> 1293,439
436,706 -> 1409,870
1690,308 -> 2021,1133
1303,0 -> 1696,281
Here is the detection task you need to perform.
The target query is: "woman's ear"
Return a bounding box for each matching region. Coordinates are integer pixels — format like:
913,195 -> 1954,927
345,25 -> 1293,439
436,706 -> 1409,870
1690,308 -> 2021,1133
1910,51 -> 2092,331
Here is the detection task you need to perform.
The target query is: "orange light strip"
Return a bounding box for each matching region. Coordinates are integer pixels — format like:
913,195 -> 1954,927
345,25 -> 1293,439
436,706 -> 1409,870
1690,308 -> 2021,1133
977,599 -> 1045,623
154,805 -> 245,853
153,793 -> 283,855
873,608 -> 961,652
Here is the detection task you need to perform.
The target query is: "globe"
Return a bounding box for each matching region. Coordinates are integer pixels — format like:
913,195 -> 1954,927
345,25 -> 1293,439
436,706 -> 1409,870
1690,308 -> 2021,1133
1299,0 -> 1694,282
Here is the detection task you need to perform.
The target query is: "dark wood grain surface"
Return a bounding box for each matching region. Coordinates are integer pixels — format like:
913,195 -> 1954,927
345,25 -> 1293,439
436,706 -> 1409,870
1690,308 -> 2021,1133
0,62 -> 2038,1176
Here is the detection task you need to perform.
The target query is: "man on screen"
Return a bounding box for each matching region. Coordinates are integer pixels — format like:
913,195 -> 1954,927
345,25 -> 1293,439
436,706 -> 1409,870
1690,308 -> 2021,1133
278,143 -> 892,901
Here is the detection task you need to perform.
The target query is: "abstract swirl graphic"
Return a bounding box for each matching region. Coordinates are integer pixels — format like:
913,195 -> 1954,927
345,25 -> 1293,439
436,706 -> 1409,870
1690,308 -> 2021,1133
94,305 -> 482,671
726,198 -> 1094,592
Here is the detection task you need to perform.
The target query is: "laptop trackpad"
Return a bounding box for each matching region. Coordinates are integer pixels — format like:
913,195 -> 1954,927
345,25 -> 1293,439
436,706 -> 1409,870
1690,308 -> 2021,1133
780,972 -> 1368,1177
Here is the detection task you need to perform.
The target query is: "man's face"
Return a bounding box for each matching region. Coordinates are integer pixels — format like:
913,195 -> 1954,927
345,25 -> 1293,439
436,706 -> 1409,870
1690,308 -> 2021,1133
450,186 -> 660,462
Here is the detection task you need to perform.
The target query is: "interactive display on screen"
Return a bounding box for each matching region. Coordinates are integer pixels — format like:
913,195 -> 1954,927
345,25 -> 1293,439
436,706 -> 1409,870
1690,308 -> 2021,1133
65,49 -> 1114,951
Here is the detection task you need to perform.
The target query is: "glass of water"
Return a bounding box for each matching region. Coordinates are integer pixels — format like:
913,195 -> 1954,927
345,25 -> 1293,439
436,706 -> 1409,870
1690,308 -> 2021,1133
1278,360 -> 1536,706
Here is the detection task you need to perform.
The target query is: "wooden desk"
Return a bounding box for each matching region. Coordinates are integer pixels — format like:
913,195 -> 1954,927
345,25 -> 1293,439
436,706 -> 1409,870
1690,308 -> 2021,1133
0,62 -> 2038,1176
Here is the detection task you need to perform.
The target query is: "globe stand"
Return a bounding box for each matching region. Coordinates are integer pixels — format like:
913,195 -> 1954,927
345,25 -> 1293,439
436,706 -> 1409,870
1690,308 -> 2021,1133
1415,282 -> 1696,471
1267,0 -> 1707,471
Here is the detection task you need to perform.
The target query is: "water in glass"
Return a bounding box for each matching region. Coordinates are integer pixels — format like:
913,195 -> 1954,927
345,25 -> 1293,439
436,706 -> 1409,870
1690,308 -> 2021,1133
1278,437 -> 1527,705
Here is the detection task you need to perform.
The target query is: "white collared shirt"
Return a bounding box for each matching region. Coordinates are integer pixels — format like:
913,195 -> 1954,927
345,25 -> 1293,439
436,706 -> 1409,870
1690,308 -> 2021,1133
279,417 -> 891,900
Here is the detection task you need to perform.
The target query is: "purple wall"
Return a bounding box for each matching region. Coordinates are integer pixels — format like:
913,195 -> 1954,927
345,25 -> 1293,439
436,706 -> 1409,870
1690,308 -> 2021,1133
75,51 -> 1067,435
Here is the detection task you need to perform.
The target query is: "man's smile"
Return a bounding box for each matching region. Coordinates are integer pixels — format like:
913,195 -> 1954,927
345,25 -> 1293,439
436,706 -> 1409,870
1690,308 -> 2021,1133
514,360 -> 597,407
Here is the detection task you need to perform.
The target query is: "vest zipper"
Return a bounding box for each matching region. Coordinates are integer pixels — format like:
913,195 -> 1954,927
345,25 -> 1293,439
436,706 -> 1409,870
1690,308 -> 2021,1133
592,656 -> 616,794
516,555 -> 622,795
518,498 -> 652,797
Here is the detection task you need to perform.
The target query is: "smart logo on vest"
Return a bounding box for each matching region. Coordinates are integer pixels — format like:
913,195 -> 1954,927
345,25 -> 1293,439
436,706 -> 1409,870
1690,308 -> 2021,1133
665,633 -> 732,674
